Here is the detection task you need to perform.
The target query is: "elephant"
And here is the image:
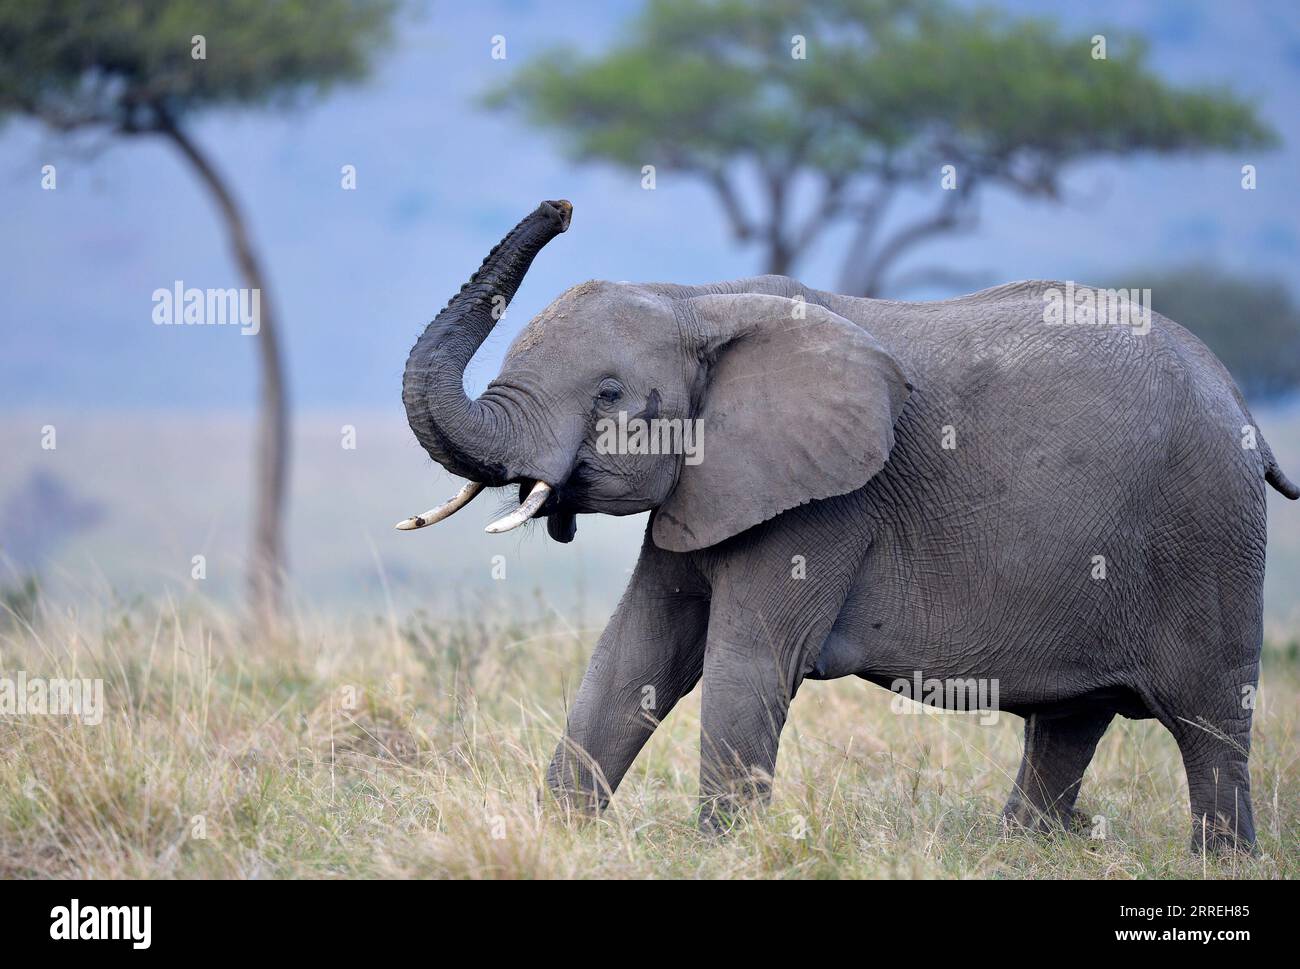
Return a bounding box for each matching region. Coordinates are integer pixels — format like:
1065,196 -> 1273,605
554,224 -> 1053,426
397,200 -> 1297,850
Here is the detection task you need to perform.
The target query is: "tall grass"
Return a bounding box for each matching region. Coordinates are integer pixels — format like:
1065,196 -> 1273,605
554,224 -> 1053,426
0,593 -> 1295,879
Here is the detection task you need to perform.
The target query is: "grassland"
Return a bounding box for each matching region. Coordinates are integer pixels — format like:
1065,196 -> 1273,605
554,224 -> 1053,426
1,592 -> 1295,879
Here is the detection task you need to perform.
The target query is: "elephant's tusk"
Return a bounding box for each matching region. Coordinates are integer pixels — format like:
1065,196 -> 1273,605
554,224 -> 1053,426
485,480 -> 552,534
395,481 -> 485,531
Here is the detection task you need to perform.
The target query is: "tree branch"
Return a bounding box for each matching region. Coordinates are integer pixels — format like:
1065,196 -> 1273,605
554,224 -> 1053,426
849,175 -> 978,297
834,173 -> 899,293
706,168 -> 754,243
786,171 -> 849,268
759,160 -> 794,275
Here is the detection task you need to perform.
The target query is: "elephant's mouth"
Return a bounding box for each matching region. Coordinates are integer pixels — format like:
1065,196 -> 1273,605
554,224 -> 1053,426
513,478 -> 579,543
395,476 -> 579,542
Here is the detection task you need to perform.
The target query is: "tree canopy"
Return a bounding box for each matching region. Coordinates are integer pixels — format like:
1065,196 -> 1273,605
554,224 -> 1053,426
488,0 -> 1278,294
0,0 -> 399,626
0,0 -> 395,129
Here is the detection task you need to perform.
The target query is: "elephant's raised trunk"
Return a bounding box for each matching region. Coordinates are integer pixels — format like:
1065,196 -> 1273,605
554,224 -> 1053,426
402,200 -> 572,484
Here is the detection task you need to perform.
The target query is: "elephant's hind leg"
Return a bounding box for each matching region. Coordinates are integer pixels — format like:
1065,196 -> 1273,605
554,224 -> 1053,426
1142,563 -> 1261,852
1002,708 -> 1114,834
1176,718 -> 1256,853
1162,672 -> 1258,853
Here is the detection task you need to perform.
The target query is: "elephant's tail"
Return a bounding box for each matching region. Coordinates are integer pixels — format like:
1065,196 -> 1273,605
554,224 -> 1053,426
1266,462 -> 1299,499
1263,440 -> 1300,499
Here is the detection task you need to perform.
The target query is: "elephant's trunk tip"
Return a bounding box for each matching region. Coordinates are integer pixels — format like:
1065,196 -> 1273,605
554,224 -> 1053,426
544,199 -> 573,232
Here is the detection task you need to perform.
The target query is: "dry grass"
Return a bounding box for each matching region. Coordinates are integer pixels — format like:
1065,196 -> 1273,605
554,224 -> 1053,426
0,594 -> 1296,879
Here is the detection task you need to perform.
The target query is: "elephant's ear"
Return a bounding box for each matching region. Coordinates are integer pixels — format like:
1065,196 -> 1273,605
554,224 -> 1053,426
652,293 -> 912,553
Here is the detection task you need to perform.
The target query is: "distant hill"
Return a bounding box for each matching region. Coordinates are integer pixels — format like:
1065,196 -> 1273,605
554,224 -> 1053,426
0,411 -> 644,625
1,408 -> 1297,631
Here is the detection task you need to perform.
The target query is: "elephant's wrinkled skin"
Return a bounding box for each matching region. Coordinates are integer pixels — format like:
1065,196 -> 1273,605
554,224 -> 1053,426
400,201 -> 1298,850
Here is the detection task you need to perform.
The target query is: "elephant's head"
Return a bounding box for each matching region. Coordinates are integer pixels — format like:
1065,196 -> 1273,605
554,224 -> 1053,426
398,200 -> 912,552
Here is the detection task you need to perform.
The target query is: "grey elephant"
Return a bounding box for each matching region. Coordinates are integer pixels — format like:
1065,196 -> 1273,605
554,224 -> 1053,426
397,200 -> 1297,850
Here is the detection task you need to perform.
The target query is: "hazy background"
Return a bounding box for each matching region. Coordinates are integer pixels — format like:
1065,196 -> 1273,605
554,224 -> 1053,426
2,0 -> 1299,627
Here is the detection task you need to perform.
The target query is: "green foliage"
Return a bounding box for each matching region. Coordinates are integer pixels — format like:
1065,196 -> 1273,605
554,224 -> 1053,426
1115,267 -> 1300,403
488,0 -> 1278,288
492,0 -> 1274,179
0,0 -> 397,128
0,1 -> 401,627
810,7 -> 1277,164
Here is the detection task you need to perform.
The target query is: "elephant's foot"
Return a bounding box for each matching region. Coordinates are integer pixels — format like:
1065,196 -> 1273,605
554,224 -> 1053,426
697,804 -> 733,837
541,764 -> 609,822
697,794 -> 754,836
1000,798 -> 1089,836
542,781 -> 608,821
697,776 -> 771,836
1189,812 -> 1257,855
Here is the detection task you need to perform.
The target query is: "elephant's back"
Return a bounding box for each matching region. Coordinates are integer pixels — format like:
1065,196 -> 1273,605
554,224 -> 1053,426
867,280 -> 1252,433
873,279 -> 1264,508
857,281 -> 1265,666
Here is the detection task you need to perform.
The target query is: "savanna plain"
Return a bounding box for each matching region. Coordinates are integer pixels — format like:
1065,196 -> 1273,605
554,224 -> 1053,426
1,589 -> 1295,880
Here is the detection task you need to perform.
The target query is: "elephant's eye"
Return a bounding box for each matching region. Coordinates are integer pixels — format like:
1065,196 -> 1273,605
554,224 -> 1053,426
596,380 -> 623,404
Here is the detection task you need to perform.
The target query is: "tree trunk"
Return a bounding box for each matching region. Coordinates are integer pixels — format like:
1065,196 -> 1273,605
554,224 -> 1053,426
160,119 -> 289,630
764,243 -> 792,277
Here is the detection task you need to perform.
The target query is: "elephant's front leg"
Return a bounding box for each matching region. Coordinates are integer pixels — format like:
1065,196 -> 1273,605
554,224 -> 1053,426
695,495 -> 871,833
698,626 -> 804,832
546,531 -> 709,814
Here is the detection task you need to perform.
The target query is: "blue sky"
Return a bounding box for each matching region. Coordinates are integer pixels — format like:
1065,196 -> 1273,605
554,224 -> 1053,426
2,0 -> 1298,413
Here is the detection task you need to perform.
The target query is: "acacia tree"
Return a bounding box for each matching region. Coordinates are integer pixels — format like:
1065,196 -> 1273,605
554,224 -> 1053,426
0,0 -> 396,627
489,0 -> 1276,295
